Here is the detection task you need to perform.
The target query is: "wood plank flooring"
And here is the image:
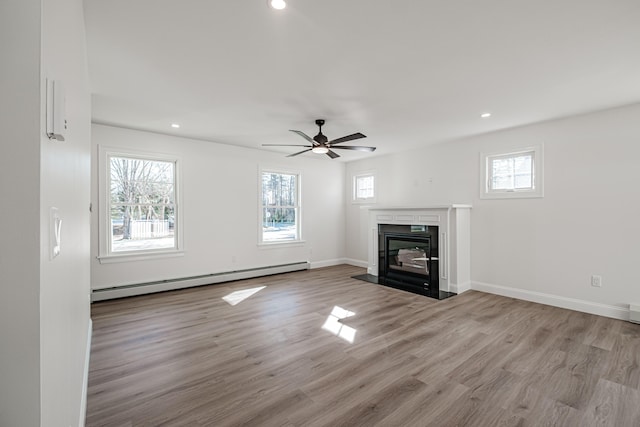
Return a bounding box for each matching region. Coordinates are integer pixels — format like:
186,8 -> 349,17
86,265 -> 640,426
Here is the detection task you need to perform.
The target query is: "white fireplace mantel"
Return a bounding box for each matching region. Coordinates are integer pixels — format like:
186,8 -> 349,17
368,205 -> 472,294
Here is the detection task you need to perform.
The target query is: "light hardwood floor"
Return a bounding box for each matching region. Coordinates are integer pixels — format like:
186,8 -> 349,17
86,265 -> 640,426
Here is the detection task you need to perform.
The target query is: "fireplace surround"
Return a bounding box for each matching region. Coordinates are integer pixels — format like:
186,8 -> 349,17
356,205 -> 471,300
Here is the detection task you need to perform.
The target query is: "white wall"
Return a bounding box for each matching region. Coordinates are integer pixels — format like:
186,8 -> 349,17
40,0 -> 92,424
346,104 -> 640,313
91,124 -> 346,290
0,0 -> 92,425
0,1 -> 43,425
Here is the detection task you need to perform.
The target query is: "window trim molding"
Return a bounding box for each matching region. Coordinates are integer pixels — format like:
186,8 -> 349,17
352,170 -> 377,204
480,145 -> 544,199
97,145 -> 184,263
258,165 -> 303,245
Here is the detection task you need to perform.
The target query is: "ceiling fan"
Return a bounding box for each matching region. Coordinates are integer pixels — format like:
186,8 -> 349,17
263,119 -> 376,159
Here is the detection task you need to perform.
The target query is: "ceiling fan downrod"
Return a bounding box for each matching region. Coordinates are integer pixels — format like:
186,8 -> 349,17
314,119 -> 327,144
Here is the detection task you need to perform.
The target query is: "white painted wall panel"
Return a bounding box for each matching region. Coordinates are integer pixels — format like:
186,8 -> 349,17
346,104 -> 640,309
0,0 -> 92,425
91,124 -> 346,290
40,0 -> 92,424
0,1 -> 43,425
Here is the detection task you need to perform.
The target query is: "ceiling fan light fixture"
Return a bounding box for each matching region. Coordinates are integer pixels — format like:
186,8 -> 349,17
269,0 -> 286,10
262,119 -> 374,159
312,146 -> 329,154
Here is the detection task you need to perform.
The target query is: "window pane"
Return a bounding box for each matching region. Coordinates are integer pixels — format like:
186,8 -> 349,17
263,207 -> 298,241
513,155 -> 532,189
110,156 -> 176,252
262,172 -> 296,206
110,157 -> 175,204
356,175 -> 374,199
261,171 -> 299,242
491,154 -> 533,190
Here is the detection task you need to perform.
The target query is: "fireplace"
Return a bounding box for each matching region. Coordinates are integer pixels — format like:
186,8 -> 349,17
352,205 -> 471,300
378,224 -> 441,298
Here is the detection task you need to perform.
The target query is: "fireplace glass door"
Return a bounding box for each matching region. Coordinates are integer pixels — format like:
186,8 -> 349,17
384,235 -> 430,284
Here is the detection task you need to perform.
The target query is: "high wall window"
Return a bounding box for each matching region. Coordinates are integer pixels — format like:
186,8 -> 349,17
260,170 -> 301,243
481,146 -> 543,199
98,147 -> 182,262
353,172 -> 376,203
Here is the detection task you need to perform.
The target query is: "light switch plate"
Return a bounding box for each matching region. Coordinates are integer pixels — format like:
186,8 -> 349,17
50,207 -> 62,259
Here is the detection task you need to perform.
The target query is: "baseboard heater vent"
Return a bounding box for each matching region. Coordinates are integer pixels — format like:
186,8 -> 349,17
630,304 -> 640,324
91,261 -> 309,302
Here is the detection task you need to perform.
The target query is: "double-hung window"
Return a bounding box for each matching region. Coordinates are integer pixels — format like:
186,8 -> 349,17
481,146 -> 543,199
260,169 -> 301,243
98,147 -> 182,262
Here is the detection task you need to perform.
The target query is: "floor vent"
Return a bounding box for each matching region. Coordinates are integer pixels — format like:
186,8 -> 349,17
91,261 -> 309,302
630,304 -> 640,324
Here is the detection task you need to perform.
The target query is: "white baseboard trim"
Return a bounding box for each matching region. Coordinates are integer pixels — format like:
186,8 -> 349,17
450,281 -> 472,294
471,281 -> 629,321
79,318 -> 92,427
309,258 -> 368,269
343,258 -> 368,268
92,262 -> 310,301
309,259 -> 346,269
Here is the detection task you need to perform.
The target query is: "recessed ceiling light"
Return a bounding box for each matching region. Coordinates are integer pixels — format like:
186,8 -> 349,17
171,123 -> 180,128
480,113 -> 492,118
269,0 -> 286,10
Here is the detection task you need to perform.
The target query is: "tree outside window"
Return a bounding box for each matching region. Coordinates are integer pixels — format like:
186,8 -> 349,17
480,146 -> 543,199
261,171 -> 300,243
353,172 -> 376,203
109,156 -> 176,252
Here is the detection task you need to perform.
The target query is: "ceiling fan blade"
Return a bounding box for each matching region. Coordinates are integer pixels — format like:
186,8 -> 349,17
286,148 -> 313,157
289,130 -> 317,145
330,145 -> 376,152
328,132 -> 366,145
262,144 -> 312,147
326,149 -> 340,159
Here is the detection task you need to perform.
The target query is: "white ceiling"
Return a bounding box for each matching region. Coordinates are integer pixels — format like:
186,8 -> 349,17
84,0 -> 640,161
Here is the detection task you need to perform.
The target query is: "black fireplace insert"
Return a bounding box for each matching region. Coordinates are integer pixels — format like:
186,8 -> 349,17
376,224 -> 451,299
352,224 -> 454,300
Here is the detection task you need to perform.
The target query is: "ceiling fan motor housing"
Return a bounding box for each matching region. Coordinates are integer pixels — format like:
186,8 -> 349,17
313,119 -> 328,144
314,133 -> 328,144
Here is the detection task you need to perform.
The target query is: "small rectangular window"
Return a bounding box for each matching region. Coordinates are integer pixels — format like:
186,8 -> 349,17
260,170 -> 301,243
481,146 -> 543,199
353,172 -> 376,203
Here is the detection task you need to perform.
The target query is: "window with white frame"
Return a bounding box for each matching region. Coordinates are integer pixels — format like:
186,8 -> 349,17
481,146 -> 543,199
353,172 -> 376,203
98,147 -> 182,261
260,169 -> 301,243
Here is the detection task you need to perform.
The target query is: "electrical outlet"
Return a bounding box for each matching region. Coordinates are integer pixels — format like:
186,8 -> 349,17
591,275 -> 602,287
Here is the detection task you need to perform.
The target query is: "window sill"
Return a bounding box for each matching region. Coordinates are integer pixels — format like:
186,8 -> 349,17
258,240 -> 306,249
480,190 -> 543,200
97,250 -> 185,264
352,198 -> 377,205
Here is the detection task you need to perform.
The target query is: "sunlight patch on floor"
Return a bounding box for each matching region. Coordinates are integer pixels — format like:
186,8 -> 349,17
222,286 -> 266,306
322,305 -> 356,343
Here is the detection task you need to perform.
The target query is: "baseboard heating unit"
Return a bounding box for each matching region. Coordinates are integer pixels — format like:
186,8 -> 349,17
91,261 -> 309,302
